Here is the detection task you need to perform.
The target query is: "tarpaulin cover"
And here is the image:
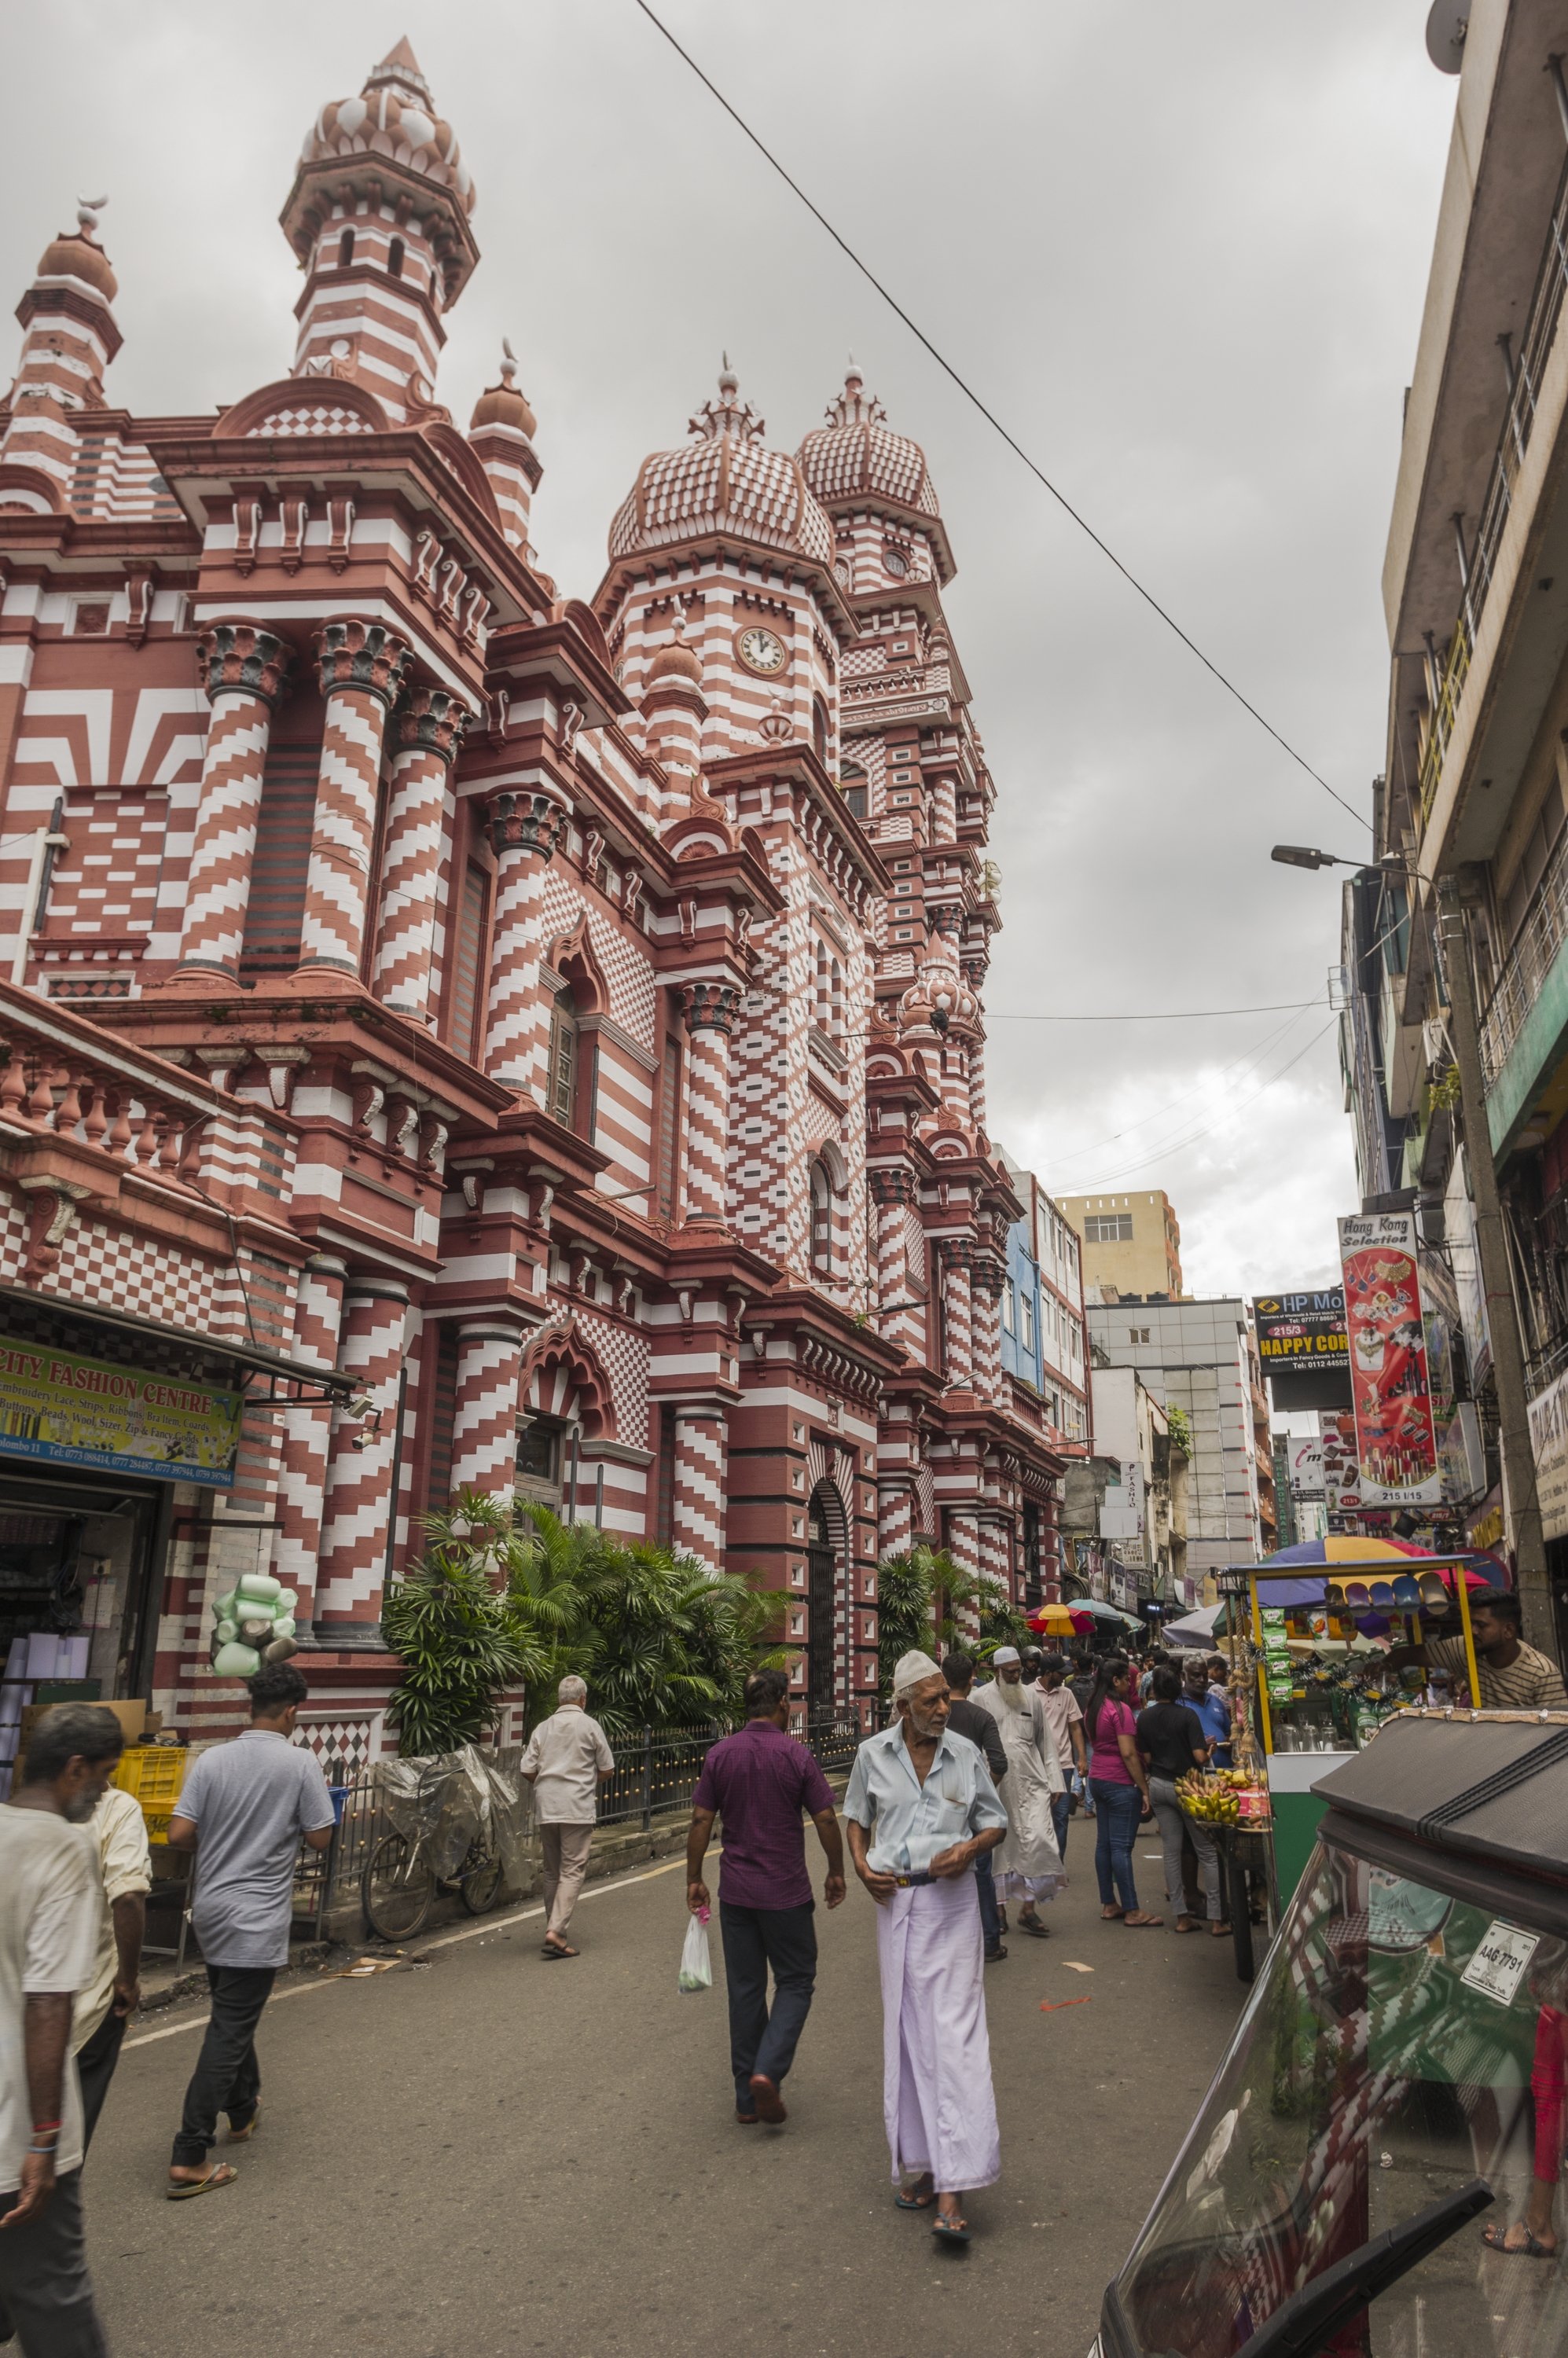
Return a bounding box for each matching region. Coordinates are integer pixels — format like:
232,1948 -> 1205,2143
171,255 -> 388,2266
377,1745 -> 534,1882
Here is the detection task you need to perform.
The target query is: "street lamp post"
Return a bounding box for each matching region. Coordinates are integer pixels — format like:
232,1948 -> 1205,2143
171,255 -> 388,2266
1271,845 -> 1555,1661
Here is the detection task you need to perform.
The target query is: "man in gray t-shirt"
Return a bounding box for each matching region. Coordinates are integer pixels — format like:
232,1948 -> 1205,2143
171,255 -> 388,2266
165,1664 -> 335,2195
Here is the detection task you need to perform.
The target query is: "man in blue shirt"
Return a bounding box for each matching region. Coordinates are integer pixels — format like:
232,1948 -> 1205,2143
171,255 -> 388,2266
844,1650 -> 1007,2245
1183,1655 -> 1232,1768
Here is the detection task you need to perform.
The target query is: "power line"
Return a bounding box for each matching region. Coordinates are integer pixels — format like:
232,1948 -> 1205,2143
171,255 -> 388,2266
630,0 -> 1370,837
1057,1016 -> 1338,1192
989,997 -> 1323,1023
1046,1001 -> 1318,1170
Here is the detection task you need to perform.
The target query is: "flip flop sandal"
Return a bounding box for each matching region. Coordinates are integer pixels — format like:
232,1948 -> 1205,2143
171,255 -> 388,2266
1100,1906 -> 1126,1920
167,2164 -> 238,2201
1123,1914 -> 1165,1928
896,2185 -> 937,2211
932,2213 -> 971,2244
1483,2224 -> 1556,2259
226,2104 -> 261,2143
1016,1917 -> 1050,1937
541,1941 -> 579,1959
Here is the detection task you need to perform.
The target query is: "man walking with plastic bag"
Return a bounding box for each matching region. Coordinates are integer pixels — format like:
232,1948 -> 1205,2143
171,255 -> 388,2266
685,1670 -> 844,2125
519,1676 -> 615,1960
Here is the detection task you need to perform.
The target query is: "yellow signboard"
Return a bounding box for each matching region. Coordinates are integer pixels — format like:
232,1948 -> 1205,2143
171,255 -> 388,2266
0,1340 -> 243,1488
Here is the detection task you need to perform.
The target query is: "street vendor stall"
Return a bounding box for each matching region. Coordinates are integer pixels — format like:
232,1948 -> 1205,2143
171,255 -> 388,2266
1217,1537 -> 1488,1909
1090,1710 -> 1568,2358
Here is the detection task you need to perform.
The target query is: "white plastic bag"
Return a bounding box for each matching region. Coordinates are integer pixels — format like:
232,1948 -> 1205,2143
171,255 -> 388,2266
678,1909 -> 713,1993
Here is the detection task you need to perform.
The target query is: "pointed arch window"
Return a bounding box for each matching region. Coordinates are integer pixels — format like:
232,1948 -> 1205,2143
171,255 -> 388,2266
387,235 -> 406,278
548,986 -> 580,1129
338,228 -> 356,269
812,695 -> 830,766
810,1157 -> 833,1276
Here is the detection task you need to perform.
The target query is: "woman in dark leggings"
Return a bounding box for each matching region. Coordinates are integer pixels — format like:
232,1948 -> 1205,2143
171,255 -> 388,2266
1085,1656 -> 1162,1927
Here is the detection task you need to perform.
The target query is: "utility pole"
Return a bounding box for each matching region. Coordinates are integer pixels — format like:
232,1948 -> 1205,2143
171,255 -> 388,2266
1436,876 -> 1555,1659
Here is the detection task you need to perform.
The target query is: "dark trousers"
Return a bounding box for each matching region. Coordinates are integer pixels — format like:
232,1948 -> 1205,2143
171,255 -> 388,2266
1091,1778 -> 1144,1912
0,2172 -> 109,2357
1050,1789 -> 1072,1864
974,1847 -> 1002,1949
75,2008 -> 127,2154
718,1901 -> 817,2107
171,1964 -> 274,2165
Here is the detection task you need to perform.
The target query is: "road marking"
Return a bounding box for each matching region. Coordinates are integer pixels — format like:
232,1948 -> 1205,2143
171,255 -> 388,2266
122,1855 -> 687,2050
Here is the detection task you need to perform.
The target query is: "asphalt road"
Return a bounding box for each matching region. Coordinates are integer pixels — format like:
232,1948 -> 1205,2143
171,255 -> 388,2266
86,1824 -> 1248,2357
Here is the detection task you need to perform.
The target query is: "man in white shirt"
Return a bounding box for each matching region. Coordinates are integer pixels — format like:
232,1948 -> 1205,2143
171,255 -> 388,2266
520,1676 -> 615,1960
1,1702 -> 125,2358
73,1783 -> 152,2152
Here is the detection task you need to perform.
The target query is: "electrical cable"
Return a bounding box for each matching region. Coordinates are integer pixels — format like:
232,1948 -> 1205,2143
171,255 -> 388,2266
1056,1015 -> 1338,1192
630,0 -> 1370,836
1044,999 -> 1319,1173
987,997 -> 1323,1023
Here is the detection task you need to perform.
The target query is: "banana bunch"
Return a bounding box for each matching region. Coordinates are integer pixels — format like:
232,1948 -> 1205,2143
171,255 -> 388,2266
1177,1770 -> 1245,1825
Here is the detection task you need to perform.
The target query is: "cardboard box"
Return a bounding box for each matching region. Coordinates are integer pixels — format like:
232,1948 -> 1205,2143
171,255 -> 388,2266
18,1697 -> 157,1765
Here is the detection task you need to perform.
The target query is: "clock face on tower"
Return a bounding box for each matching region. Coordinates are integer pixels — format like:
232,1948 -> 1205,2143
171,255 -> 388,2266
735,625 -> 788,678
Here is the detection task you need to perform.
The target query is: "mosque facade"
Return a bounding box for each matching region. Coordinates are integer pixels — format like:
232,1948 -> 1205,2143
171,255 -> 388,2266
0,42 -> 1073,1761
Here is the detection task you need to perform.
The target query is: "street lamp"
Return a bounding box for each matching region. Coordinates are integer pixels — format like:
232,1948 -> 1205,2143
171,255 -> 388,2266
1272,842 -> 1553,1655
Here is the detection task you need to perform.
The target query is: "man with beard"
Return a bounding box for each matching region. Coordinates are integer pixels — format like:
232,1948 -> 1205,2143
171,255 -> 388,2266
1,1703 -> 126,2356
972,1646 -> 1066,1939
845,1651 -> 1007,2244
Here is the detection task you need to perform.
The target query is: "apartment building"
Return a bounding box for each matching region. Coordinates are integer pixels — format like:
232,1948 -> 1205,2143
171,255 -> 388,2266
1058,1191 -> 1184,1302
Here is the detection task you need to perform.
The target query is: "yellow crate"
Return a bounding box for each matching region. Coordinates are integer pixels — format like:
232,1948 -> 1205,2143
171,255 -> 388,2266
112,1746 -> 186,1831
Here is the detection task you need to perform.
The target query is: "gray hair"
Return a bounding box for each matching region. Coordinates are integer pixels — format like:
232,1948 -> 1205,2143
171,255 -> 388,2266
558,1675 -> 588,1705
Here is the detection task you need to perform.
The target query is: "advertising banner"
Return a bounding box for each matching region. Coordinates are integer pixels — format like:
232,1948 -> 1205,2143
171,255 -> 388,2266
1338,1210 -> 1442,1507
1528,1368 -> 1568,1543
1252,1290 -> 1349,1376
1320,1411 -> 1363,1513
0,1341 -> 243,1488
1290,1437 -> 1325,1500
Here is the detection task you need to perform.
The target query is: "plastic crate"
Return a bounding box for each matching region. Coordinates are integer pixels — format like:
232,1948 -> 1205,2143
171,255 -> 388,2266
112,1745 -> 186,1836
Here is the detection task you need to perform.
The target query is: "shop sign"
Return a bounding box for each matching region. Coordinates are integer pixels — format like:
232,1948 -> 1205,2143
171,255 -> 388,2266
1320,1411 -> 1363,1512
0,1340 -> 242,1488
1338,1211 -> 1441,1506
1252,1290 -> 1348,1376
1290,1437 -> 1325,1500
1527,1370 -> 1568,1541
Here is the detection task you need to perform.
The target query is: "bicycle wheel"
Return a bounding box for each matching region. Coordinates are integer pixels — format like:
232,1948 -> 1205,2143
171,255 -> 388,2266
363,1830 -> 435,1941
459,1838 -> 504,1917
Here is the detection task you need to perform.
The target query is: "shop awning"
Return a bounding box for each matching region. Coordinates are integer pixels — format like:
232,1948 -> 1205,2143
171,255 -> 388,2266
0,1282 -> 355,1405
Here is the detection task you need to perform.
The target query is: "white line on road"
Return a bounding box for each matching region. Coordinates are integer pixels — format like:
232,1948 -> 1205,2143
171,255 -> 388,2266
121,1855 -> 688,2051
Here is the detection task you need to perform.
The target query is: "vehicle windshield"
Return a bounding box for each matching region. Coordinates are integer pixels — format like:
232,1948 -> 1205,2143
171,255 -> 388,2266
1115,1842 -> 1568,2355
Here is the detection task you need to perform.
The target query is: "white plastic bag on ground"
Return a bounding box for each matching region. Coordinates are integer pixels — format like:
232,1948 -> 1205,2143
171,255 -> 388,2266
678,1910 -> 713,1993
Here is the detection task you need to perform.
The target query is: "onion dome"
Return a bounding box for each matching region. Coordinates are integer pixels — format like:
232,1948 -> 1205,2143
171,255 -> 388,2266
647,637 -> 703,687
797,364 -> 954,584
299,40 -> 473,214
469,344 -> 537,439
32,200 -> 118,305
609,361 -> 833,569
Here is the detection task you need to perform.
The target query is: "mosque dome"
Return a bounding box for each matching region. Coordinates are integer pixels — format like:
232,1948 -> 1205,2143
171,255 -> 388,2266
470,348 -> 537,440
798,366 -> 939,518
647,638 -> 703,687
608,362 -> 833,571
33,203 -> 117,305
298,39 -> 474,215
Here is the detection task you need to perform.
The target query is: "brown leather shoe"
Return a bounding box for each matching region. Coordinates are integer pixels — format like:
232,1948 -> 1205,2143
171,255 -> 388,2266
749,2073 -> 788,2124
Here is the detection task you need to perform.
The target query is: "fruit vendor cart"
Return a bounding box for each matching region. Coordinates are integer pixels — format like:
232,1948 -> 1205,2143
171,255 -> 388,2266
1217,1538 -> 1485,1908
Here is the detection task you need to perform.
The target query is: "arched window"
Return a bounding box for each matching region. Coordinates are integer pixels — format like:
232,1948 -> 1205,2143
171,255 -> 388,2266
548,986 -> 579,1129
840,765 -> 868,821
337,227 -> 355,268
810,1157 -> 833,1276
814,937 -> 829,1030
812,695 -> 830,766
387,235 -> 406,278
830,957 -> 843,1041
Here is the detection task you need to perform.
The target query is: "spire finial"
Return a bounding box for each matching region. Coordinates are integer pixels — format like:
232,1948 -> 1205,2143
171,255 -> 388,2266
689,357 -> 762,443
501,336 -> 516,385
76,195 -> 108,237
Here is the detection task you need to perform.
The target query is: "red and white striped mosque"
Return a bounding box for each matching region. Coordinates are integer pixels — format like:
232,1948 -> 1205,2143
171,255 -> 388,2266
0,41 -> 1073,1770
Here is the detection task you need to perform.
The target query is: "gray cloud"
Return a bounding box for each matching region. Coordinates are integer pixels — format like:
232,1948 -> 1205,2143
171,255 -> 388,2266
2,2 -> 1456,1293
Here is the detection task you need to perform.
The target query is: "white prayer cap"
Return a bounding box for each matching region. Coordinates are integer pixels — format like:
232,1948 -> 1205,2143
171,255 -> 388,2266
992,1646 -> 1022,1666
891,1648 -> 944,1698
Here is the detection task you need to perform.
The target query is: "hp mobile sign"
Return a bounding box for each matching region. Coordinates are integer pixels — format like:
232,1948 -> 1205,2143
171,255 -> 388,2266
1337,1210 -> 1441,1506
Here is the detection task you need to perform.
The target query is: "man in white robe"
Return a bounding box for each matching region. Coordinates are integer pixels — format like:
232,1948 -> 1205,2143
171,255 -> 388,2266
973,1646 -> 1066,1938
844,1650 -> 1008,2243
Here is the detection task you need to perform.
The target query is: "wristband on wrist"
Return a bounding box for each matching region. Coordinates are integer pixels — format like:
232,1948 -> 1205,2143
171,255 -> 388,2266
31,2121 -> 62,2135
27,2143 -> 59,2156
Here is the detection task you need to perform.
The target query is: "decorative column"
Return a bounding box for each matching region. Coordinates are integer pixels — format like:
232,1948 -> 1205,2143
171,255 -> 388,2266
869,1168 -> 915,1310
678,980 -> 740,1225
172,623 -> 292,981
270,1254 -> 347,1637
940,1240 -> 975,1390
482,789 -> 567,1094
315,1280 -> 409,1638
370,685 -> 473,1021
449,1315 -> 527,1501
295,619 -> 412,979
971,1253 -> 1007,1405
672,1407 -> 727,1572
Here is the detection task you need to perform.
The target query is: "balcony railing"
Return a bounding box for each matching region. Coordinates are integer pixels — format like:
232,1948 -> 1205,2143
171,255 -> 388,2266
1478,817 -> 1568,1084
1421,152 -> 1568,823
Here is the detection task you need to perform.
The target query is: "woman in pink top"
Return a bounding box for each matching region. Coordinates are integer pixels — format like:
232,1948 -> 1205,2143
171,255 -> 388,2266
1084,1657 -> 1161,1927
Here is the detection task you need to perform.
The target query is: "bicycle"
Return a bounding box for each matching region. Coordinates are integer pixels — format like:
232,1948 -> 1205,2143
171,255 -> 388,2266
362,1821 -> 505,1941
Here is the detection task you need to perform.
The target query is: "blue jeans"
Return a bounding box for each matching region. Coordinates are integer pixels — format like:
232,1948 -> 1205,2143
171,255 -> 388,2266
1091,1779 -> 1144,1912
719,1901 -> 817,2108
1050,1789 -> 1072,1864
975,1847 -> 1001,1949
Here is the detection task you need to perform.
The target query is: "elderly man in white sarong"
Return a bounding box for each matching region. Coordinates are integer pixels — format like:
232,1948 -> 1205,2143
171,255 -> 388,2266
843,1649 -> 1008,2246
972,1644 -> 1066,1941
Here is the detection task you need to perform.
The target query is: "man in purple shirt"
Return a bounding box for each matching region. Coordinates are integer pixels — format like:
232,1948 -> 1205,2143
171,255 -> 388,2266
686,1669 -> 845,2126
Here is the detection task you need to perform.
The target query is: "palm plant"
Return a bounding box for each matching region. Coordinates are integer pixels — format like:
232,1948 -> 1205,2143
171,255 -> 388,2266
975,1575 -> 1034,1662
382,1490 -> 551,1755
876,1545 -> 979,1702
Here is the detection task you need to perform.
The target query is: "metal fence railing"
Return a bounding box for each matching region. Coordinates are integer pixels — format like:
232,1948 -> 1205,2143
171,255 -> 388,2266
1479,816 -> 1568,1085
289,1717 -> 866,1941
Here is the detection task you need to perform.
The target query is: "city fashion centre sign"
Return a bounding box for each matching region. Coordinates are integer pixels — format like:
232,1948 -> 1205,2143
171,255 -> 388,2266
0,1342 -> 243,1487
1252,1290 -> 1349,1376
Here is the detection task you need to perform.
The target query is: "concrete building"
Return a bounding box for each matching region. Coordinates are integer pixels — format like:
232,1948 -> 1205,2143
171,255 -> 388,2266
1058,1190 -> 1183,1302
1086,1295 -> 1268,1584
1087,1362 -> 1190,1606
0,41 -> 1068,1772
997,1153 -> 1091,1603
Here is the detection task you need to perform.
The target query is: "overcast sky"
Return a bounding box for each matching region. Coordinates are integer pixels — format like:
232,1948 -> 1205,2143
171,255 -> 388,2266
4,3 -> 1458,1299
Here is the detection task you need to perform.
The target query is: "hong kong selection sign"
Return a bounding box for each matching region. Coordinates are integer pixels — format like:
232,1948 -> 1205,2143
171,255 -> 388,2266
1337,1211 -> 1441,1507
